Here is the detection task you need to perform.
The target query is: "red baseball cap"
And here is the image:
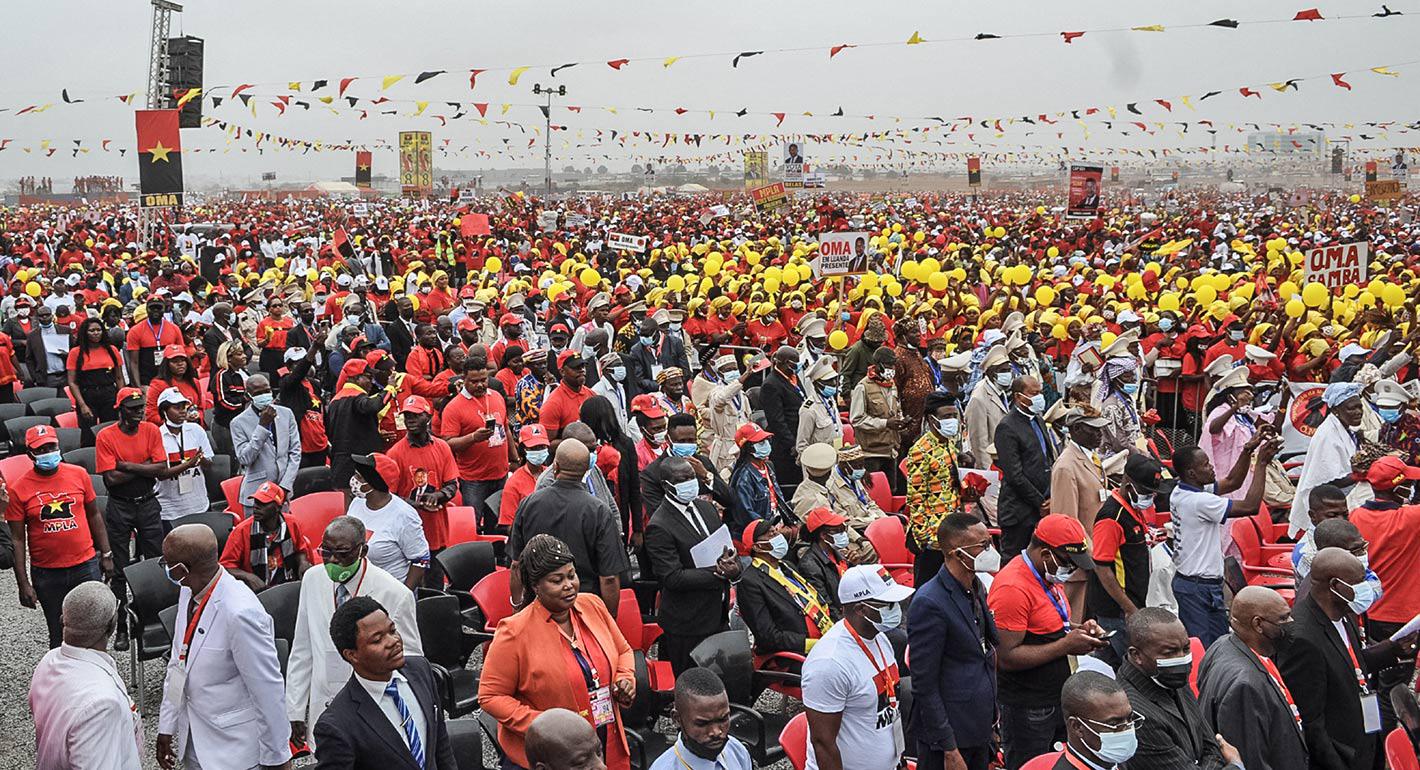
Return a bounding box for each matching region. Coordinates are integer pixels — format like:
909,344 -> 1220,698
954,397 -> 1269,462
499,312 -> 522,326
456,317 -> 477,332
1034,514 -> 1094,570
735,422 -> 773,445
115,386 -> 145,408
401,395 -> 433,414
25,424 -> 58,450
458,285 -> 479,299
162,343 -> 188,360
341,358 -> 370,378
248,481 -> 287,506
805,507 -> 847,533
353,452 -> 402,492
630,393 -> 667,419
1366,455 -> 1420,491
518,424 -> 551,448
557,350 -> 583,370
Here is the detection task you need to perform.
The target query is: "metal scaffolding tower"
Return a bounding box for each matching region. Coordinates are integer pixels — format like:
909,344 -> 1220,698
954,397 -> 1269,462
141,0 -> 182,248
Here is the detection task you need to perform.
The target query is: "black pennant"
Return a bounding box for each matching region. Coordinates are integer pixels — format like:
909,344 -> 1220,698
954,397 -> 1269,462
1375,5 -> 1401,16
1209,18 -> 1240,27
974,33 -> 1001,40
414,70 -> 445,84
732,51 -> 763,68
311,79 -> 328,91
1126,103 -> 1141,114
551,63 -> 578,77
1199,91 -> 1222,100
347,97 -> 359,107
212,97 -> 223,108
61,89 -> 83,104
539,105 -> 550,119
237,94 -> 252,106
735,108 -> 748,117
832,107 -> 844,116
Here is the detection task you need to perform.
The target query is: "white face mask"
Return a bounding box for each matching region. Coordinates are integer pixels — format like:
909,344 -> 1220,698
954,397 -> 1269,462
830,531 -> 851,551
958,545 -> 1002,574
349,476 -> 371,500
870,602 -> 902,633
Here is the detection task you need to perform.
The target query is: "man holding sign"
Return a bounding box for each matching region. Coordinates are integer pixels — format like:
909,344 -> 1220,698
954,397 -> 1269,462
1305,241 -> 1368,292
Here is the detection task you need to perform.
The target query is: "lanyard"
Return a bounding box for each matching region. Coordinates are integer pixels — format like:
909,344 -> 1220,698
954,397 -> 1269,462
558,615 -> 606,688
1340,624 -> 1371,692
838,468 -> 870,506
178,586 -> 216,664
1110,490 -> 1150,529
147,319 -> 166,346
751,558 -> 834,636
844,620 -> 899,700
1023,555 -> 1072,631
1256,652 -> 1305,733
334,565 -> 367,608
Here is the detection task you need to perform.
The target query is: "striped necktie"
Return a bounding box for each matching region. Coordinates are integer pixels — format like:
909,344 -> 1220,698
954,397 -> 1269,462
384,679 -> 425,768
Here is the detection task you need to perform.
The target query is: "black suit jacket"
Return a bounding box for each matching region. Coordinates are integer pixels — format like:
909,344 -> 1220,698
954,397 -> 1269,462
625,336 -> 685,399
1277,595 -> 1401,770
1119,660 -> 1230,770
640,451 -> 733,527
312,655 -> 457,770
25,326 -> 69,385
993,409 -> 1056,529
758,370 -> 805,483
644,498 -> 732,638
738,560 -> 821,655
383,317 -> 416,369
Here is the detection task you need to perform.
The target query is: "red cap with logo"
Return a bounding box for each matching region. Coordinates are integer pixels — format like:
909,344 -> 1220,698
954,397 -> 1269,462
518,424 -> 551,447
1366,455 -> 1420,490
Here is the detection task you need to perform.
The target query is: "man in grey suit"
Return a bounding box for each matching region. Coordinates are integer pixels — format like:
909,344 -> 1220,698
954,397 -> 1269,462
1196,586 -> 1308,770
230,374 -> 301,515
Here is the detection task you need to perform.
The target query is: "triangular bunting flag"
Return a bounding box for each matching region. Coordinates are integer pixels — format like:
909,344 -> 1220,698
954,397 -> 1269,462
663,56 -> 680,67
607,59 -> 630,69
381,75 -> 404,90
906,31 -> 925,45
339,78 -> 357,96
1061,31 -> 1085,43
508,67 -> 529,85
415,71 -> 445,84
829,44 -> 855,57
1293,8 -> 1323,21
1332,73 -> 1353,90
732,51 -> 763,67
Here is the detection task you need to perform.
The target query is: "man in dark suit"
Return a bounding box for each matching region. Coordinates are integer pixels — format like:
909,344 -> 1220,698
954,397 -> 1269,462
738,518 -> 830,655
25,305 -> 70,388
313,596 -> 457,769
382,297 -> 417,369
644,456 -> 742,674
907,513 -> 1000,770
993,375 -> 1056,556
759,346 -> 806,487
1278,548 -> 1418,770
1196,586 -> 1308,770
1119,607 -> 1243,770
641,413 -> 734,524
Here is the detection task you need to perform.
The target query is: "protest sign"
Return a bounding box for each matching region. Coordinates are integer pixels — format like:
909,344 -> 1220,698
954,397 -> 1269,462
1304,241 -> 1368,291
811,232 -> 872,277
750,182 -> 787,212
565,213 -> 588,228
608,232 -> 648,252
537,211 -> 559,231
1367,179 -> 1403,202
1066,164 -> 1103,219
351,202 -> 368,217
743,150 -> 768,189
460,213 -> 490,237
698,204 -> 730,225
783,142 -> 807,188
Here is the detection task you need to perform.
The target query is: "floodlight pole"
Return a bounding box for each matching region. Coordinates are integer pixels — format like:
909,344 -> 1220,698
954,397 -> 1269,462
532,83 -> 566,196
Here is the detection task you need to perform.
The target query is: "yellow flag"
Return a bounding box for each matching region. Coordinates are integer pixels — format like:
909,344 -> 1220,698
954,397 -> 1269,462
319,96 -> 333,104
1268,82 -> 1289,92
1181,95 -> 1195,110
1372,66 -> 1400,77
663,56 -> 680,68
288,81 -> 302,91
508,66 -> 529,86
413,101 -> 429,116
501,103 -> 511,114
906,31 -> 925,45
1131,24 -> 1165,32
382,75 -> 404,90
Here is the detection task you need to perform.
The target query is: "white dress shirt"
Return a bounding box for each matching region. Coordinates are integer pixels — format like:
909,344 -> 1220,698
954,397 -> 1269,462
30,643 -> 143,770
354,670 -> 427,757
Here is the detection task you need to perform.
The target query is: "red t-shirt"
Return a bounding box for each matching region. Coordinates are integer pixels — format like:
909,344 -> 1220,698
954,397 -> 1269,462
67,345 -> 123,373
1203,339 -> 1247,370
440,389 -> 511,481
95,422 -> 166,499
539,383 -> 593,439
257,316 -> 294,350
499,464 -> 540,527
144,378 -> 206,425
0,333 -> 16,386
986,555 -> 1069,636
387,436 -> 459,550
5,463 -> 97,568
219,514 -> 317,573
1350,501 -> 1420,623
124,319 -> 183,353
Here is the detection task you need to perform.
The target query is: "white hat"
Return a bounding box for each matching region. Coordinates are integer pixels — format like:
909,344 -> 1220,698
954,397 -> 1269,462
1244,344 -> 1276,362
284,347 -> 308,363
801,443 -> 838,471
1338,343 -> 1371,361
941,350 -> 972,372
157,387 -> 190,408
336,273 -> 353,287
1373,379 -> 1410,407
839,564 -> 914,605
806,355 -> 838,382
982,345 -> 1010,370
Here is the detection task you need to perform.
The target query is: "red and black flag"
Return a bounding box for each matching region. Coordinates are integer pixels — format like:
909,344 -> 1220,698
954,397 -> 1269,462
135,109 -> 184,208
331,228 -> 356,261
355,150 -> 372,188
966,156 -> 981,187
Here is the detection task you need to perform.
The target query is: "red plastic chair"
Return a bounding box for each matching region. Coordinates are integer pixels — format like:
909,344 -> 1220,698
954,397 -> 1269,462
780,712 -> 809,770
287,491 -> 345,538
1229,519 -> 1294,588
220,475 -> 244,514
1021,751 -> 1063,770
616,589 -> 672,694
54,411 -> 78,429
864,516 -> 915,587
841,424 -> 855,445
1189,637 -> 1205,697
446,505 -> 480,546
866,471 -> 905,514
1387,727 -> 1420,770
470,568 -> 514,632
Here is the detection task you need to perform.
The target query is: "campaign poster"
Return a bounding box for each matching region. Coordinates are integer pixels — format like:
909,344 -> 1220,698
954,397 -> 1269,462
1065,164 -> 1104,219
783,141 -> 808,188
1304,241 -> 1368,292
607,232 -> 648,252
1366,179 -> 1403,203
743,150 -> 768,189
813,232 -> 873,277
399,131 -> 433,196
967,156 -> 981,187
750,182 -> 787,213
1365,161 -> 1379,183
355,151 -> 372,188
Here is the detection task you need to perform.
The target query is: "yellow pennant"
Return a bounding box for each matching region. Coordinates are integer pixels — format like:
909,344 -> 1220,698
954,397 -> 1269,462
288,81 -> 302,91
1372,66 -> 1400,77
1131,24 -> 1165,32
663,56 -> 680,68
413,101 -> 428,116
508,66 -> 529,86
382,75 -> 404,90
906,31 -> 925,45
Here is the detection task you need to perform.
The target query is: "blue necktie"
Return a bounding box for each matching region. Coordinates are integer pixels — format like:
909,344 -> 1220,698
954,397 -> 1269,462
384,679 -> 425,768
1029,419 -> 1050,459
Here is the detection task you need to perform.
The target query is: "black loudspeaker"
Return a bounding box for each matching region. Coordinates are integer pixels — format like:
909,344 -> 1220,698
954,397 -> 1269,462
166,36 -> 204,129
1331,148 -> 1345,174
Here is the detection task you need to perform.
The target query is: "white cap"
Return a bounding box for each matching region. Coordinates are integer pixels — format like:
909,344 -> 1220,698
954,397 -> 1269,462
336,273 -> 353,287
838,564 -> 914,605
284,346 -> 308,362
157,387 -> 190,408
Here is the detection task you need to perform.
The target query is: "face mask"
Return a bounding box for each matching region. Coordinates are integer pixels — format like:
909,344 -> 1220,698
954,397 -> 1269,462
763,534 -> 789,560
1157,318 -> 1174,332
723,370 -> 741,383
1121,382 -> 1139,396
1029,393 -> 1046,415
639,335 -> 656,346
870,602 -> 902,634
587,447 -> 598,469
1045,552 -> 1076,584
959,545 -> 1002,574
1150,653 -> 1193,690
1263,620 -> 1296,653
669,323 -> 682,332
33,451 -> 61,472
820,385 -> 839,398
752,440 -> 772,459
670,442 -> 697,458
994,371 -> 1013,389
879,368 -> 896,380
163,561 -> 188,586
525,448 -> 549,466
1229,330 -> 1245,342
830,531 -> 850,551
165,420 -> 185,432
325,558 -> 361,584
938,417 -> 961,437
16,308 -> 29,319
1076,719 -> 1138,765
670,479 -> 699,503
1335,579 -> 1378,615
1132,493 -> 1155,510
849,468 -> 866,481
349,476 -> 370,500
651,430 -> 668,446
607,366 -> 627,382
251,393 -> 275,411
840,311 -> 851,321
1378,407 -> 1403,424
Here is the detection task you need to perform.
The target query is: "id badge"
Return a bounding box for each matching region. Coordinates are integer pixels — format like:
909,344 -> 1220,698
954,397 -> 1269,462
177,470 -> 193,495
589,685 -> 615,727
650,363 -> 664,379
394,410 -> 407,431
1098,488 -> 1109,502
163,660 -> 188,709
153,349 -> 163,367
1362,691 -> 1382,733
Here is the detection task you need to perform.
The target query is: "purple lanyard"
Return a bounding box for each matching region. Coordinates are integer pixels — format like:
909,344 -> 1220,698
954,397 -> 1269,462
1023,555 -> 1071,631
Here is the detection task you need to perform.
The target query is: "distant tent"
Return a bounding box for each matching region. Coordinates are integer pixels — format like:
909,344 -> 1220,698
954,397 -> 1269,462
675,183 -> 710,193
306,181 -> 361,195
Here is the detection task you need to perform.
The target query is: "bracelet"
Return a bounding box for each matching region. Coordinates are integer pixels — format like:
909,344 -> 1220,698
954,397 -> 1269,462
101,551 -> 113,558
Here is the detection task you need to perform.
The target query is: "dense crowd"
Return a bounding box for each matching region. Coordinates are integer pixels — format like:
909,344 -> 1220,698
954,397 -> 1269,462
6,184 -> 1420,770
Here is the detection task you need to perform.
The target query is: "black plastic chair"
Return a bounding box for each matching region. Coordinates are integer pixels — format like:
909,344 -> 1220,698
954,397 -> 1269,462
94,495 -> 107,519
171,510 -> 236,553
292,465 -> 332,498
124,558 -> 180,714
435,541 -> 498,620
690,629 -> 790,766
203,455 -> 234,505
93,420 -> 117,436
478,710 -> 504,767
0,402 -> 26,423
28,397 -> 74,419
4,415 -> 52,454
417,595 -> 480,717
446,716 -> 485,770
90,474 -> 107,498
55,427 -> 82,454
256,580 -> 302,645
17,387 -> 59,407
63,446 -> 97,474
623,652 -> 675,770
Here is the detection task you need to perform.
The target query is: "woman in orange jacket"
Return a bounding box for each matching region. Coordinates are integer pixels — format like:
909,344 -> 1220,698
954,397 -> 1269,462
477,534 -> 635,770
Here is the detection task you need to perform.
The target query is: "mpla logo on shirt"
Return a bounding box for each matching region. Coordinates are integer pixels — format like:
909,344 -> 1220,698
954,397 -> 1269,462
38,493 -> 78,533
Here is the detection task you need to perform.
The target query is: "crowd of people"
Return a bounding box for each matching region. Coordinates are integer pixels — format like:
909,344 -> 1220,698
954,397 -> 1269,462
5,183 -> 1420,769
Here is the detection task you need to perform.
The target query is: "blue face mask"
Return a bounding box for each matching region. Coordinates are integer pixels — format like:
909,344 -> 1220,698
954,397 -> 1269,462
1121,382 -> 1139,396
610,366 -> 627,382
251,393 -> 275,411
1157,318 -> 1175,332
723,370 -> 741,383
939,417 -> 961,437
1379,407 -> 1403,424
670,479 -> 699,503
33,451 -> 61,472
670,442 -> 697,458
1029,393 -> 1046,414
994,371 -> 1013,389
752,440 -> 772,459
639,335 -> 656,347
820,385 -> 839,398
1229,330 -> 1245,342
849,468 -> 866,480
840,311 -> 851,321
525,448 -> 549,466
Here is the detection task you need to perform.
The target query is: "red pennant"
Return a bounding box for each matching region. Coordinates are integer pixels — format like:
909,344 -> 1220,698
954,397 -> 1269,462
1239,87 -> 1261,98
772,112 -> 786,126
1293,8 -> 1323,20
567,106 -> 582,113
1061,31 -> 1085,43
232,84 -> 254,97
674,108 -> 687,115
272,101 -> 286,115
1154,99 -> 1172,111
1331,73 -> 1353,90
607,59 -> 630,69
370,97 -> 389,105
473,103 -> 488,116
339,77 -> 357,97
469,69 -> 485,89
829,44 -> 855,58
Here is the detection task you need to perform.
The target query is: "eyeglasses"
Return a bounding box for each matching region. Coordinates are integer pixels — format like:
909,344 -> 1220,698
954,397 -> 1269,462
318,546 -> 360,561
1079,711 -> 1146,733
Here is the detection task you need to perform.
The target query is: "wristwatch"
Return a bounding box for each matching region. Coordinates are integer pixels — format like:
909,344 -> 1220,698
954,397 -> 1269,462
101,551 -> 113,558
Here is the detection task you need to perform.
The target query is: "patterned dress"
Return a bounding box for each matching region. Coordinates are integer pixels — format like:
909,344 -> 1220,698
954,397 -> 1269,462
895,344 -> 935,452
903,428 -> 963,550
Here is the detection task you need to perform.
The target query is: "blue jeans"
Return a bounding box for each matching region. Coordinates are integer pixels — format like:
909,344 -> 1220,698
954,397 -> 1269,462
1173,574 -> 1229,649
460,478 -> 505,534
32,557 -> 102,648
999,702 -> 1064,770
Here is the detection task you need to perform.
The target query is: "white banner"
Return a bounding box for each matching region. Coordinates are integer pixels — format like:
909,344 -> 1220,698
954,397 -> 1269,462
1279,382 -> 1330,459
811,232 -> 872,277
607,232 -> 648,252
537,211 -> 559,231
1304,241 -> 1368,291
698,204 -> 730,225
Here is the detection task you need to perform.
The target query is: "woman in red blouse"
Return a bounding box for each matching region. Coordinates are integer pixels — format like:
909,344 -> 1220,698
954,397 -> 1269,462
255,296 -> 294,378
66,317 -> 126,443
145,343 -> 206,426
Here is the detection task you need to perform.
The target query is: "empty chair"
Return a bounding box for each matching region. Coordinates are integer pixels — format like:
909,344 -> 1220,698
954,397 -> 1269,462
124,558 -> 180,713
287,491 -> 345,537
469,568 -> 514,633
4,416 -> 52,454
445,717 -> 484,770
436,541 -> 499,595
220,475 -> 244,513
170,510 -> 236,553
62,446 -> 97,475
292,465 -> 332,498
417,595 -> 479,717
54,427 -> 82,454
204,455 -> 234,505
689,629 -> 791,765
0,402 -> 27,425
89,474 -> 108,498
256,581 -> 302,645
17,387 -> 59,407
28,397 -> 75,419
54,411 -> 79,430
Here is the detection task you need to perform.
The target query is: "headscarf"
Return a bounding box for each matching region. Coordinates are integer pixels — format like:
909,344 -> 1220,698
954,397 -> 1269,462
1323,381 -> 1365,407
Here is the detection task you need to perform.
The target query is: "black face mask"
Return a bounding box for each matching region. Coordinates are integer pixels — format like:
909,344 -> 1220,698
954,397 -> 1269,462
680,730 -> 726,761
1151,662 -> 1191,690
1262,620 -> 1296,654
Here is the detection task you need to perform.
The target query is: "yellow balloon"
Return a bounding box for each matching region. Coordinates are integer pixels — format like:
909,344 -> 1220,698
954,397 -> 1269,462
886,282 -> 903,297
828,330 -> 849,350
1127,283 -> 1147,300
1350,194 -> 1362,203
1175,277 -> 1191,290
860,273 -> 879,290
24,281 -> 41,298
763,277 -> 781,293
928,272 -> 949,292
993,226 -> 1006,239
1383,284 -> 1407,309
485,257 -> 502,273
1277,280 -> 1298,299
1035,286 -> 1057,306
1301,282 -> 1328,308
1285,298 -> 1306,318
580,268 -> 601,287
1047,246 -> 1060,259
704,261 -> 721,277
783,270 -> 801,288
1158,293 -> 1180,312
919,258 -> 941,276
1358,290 -> 1376,308
1342,284 -> 1359,299
1193,285 -> 1217,305
900,260 -> 920,282
665,275 -> 685,292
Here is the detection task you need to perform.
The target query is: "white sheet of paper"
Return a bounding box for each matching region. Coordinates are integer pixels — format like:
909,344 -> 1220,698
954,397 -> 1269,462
1389,612 -> 1420,641
690,524 -> 734,569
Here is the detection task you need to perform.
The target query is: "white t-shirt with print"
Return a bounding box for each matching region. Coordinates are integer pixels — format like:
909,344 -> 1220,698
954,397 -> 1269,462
347,495 -> 430,583
157,422 -> 213,520
802,620 -> 904,770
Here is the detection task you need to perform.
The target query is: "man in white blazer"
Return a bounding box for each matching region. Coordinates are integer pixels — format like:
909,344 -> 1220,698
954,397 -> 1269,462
286,516 -> 423,749
156,524 -> 291,770
230,374 -> 302,515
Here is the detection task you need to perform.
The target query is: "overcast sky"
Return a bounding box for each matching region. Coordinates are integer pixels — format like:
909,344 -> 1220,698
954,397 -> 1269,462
5,0 -> 1420,185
